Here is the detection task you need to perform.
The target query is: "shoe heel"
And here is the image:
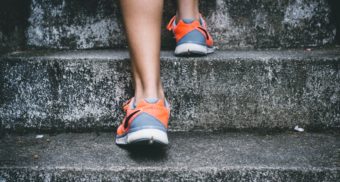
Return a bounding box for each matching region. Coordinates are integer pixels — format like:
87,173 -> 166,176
127,129 -> 169,145
175,43 -> 211,56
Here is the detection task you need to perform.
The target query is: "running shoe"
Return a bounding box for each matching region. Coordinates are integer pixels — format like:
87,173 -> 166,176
115,97 -> 170,146
167,15 -> 214,56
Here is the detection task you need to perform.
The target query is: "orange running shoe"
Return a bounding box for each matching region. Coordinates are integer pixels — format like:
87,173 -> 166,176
115,98 -> 170,146
167,15 -> 214,56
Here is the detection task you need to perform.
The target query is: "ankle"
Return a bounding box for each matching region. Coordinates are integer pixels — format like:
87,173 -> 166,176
176,12 -> 200,23
134,89 -> 165,104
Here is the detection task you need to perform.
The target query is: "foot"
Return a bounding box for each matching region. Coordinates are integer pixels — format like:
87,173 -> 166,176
167,14 -> 214,56
115,97 -> 170,146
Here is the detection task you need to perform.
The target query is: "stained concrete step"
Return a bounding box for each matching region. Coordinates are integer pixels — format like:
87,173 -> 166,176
0,131 -> 339,181
1,49 -> 340,132
0,0 -> 337,51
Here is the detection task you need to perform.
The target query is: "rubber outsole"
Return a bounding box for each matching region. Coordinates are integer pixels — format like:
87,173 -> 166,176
115,128 -> 169,146
174,43 -> 214,56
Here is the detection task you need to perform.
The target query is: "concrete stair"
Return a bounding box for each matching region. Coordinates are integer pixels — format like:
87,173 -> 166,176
1,49 -> 340,132
0,131 -> 339,181
1,49 -> 339,181
0,0 -> 338,51
1,0 -> 340,181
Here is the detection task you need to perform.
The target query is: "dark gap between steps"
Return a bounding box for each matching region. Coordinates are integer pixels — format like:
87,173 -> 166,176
328,0 -> 340,45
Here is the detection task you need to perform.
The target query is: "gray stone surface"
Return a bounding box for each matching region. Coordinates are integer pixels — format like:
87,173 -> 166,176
0,49 -> 340,132
0,0 -> 336,50
206,0 -> 336,49
27,0 -> 126,49
0,131 -> 339,181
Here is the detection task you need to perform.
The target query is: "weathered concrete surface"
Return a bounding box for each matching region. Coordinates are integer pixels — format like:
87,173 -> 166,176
27,0 -> 126,49
0,49 -> 339,132
25,0 -> 336,49
0,132 -> 339,181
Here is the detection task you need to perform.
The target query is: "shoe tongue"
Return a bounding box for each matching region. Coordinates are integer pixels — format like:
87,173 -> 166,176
182,18 -> 195,24
131,98 -> 137,109
199,17 -> 203,25
144,98 -> 159,104
132,98 -> 160,109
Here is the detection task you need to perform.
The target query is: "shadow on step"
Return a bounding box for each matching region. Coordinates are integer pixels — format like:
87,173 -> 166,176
119,144 -> 168,162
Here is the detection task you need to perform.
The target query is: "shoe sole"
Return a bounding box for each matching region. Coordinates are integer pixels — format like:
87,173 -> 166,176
115,128 -> 169,146
175,43 -> 214,56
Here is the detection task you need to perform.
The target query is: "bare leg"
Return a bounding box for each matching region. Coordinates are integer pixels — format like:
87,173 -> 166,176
177,0 -> 200,21
120,0 -> 165,104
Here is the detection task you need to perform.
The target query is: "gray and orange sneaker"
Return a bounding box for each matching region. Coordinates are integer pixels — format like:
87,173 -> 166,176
167,15 -> 214,56
115,98 -> 170,146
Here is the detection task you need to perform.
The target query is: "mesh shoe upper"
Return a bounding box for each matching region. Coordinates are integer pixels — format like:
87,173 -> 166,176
167,15 -> 213,48
116,98 -> 170,137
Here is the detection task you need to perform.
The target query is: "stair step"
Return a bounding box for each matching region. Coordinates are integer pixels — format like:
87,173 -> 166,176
0,0 -> 337,51
0,131 -> 339,181
1,49 -> 340,132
